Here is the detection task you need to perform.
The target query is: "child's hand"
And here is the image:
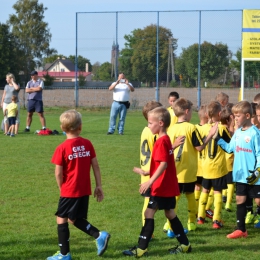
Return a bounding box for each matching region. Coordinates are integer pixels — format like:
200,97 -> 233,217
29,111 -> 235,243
139,181 -> 151,195
133,167 -> 149,176
94,186 -> 104,202
172,136 -> 185,150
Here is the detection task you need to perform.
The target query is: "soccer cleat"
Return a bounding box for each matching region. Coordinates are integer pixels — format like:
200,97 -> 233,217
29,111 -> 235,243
46,251 -> 72,260
226,230 -> 248,239
96,231 -> 110,256
197,217 -> 205,225
187,222 -> 196,231
163,222 -> 169,233
6,132 -> 10,136
168,243 -> 192,254
167,228 -> 188,238
107,132 -> 113,135
24,128 -> 30,132
245,212 -> 255,224
206,209 -> 214,219
222,195 -> 227,203
225,203 -> 232,212
10,134 -> 15,137
122,246 -> 148,257
212,220 -> 223,229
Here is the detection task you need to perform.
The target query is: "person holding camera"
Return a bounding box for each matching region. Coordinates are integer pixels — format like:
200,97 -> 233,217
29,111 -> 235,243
107,72 -> 134,135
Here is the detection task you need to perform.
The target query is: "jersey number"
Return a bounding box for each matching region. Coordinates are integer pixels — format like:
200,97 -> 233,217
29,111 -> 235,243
141,140 -> 151,166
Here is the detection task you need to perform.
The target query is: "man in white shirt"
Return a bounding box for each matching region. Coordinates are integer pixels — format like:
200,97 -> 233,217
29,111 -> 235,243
107,72 -> 134,135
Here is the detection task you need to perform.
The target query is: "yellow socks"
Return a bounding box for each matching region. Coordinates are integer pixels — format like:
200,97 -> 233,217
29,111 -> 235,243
142,197 -> 149,226
198,192 -> 209,218
213,193 -> 222,221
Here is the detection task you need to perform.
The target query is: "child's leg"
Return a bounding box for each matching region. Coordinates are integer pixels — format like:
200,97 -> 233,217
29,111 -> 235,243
194,184 -> 201,210
185,192 -> 197,224
73,218 -> 100,239
236,196 -> 247,232
57,217 -> 70,256
222,189 -> 227,202
138,208 -> 156,250
213,191 -> 222,222
198,188 -> 209,220
167,195 -> 180,231
205,187 -> 214,211
142,197 -> 149,226
166,209 -> 189,246
10,124 -> 15,135
225,183 -> 235,211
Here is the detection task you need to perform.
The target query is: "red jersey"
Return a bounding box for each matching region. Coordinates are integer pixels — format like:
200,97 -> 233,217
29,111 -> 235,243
51,137 -> 96,198
150,135 -> 180,197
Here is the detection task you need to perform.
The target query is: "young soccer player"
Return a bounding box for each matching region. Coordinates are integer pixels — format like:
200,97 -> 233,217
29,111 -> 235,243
167,98 -> 217,232
47,110 -> 110,260
197,101 -> 231,229
167,91 -> 179,129
220,105 -> 235,212
215,92 -> 229,107
123,107 -> 191,257
4,95 -> 18,137
194,105 -> 208,210
138,101 -> 163,227
216,101 -> 260,238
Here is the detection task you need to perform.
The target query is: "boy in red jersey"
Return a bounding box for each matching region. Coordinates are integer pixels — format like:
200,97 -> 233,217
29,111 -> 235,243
47,110 -> 110,260
123,107 -> 191,257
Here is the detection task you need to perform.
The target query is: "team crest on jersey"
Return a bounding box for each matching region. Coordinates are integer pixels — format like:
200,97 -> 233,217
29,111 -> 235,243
244,136 -> 251,143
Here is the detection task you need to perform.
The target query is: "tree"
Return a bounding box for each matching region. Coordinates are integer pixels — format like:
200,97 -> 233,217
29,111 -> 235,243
93,62 -> 112,81
68,55 -> 92,72
176,41 -> 229,86
42,54 -> 65,66
119,24 -> 177,86
0,23 -> 22,86
42,72 -> 55,86
8,0 -> 54,78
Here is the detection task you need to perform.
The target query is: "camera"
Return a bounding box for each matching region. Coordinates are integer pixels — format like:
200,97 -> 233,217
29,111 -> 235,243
120,79 -> 126,83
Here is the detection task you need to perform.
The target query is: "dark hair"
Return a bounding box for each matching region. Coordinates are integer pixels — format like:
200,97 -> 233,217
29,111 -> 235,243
168,91 -> 179,99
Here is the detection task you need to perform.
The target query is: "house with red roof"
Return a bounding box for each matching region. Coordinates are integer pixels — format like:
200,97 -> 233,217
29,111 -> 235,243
38,57 -> 92,82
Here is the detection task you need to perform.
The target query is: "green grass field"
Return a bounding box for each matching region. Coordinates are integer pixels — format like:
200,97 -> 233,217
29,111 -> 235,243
0,108 -> 259,260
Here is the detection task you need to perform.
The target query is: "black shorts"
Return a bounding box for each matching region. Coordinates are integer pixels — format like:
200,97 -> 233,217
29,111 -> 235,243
27,99 -> 44,113
178,182 -> 196,193
226,171 -> 233,184
55,196 -> 89,220
196,177 -> 203,185
236,183 -> 260,198
147,196 -> 176,210
202,175 -> 227,192
8,117 -> 16,126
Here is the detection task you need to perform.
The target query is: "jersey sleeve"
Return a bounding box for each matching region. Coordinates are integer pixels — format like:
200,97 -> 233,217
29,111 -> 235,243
51,145 -> 64,166
192,128 -> 204,147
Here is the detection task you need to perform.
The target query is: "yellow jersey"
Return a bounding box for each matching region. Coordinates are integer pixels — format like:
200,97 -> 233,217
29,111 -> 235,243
200,123 -> 231,179
168,121 -> 203,183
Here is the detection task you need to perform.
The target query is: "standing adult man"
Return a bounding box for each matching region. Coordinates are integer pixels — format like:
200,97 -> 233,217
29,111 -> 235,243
107,72 -> 134,135
24,70 -> 46,132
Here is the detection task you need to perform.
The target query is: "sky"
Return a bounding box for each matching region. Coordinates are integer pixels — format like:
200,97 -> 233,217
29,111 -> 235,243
1,0 -> 260,66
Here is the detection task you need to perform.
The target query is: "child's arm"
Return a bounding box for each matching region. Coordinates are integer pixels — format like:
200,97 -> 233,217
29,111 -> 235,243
91,157 -> 104,202
195,122 -> 219,152
172,135 -> 185,150
139,161 -> 167,194
55,165 -> 63,191
133,167 -> 150,176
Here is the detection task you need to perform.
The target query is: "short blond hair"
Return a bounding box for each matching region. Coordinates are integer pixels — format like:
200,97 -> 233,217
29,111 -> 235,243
253,93 -> 260,103
172,98 -> 193,117
60,110 -> 82,132
206,101 -> 221,118
215,92 -> 229,103
142,101 -> 162,121
148,107 -> 171,128
6,73 -> 15,81
232,101 -> 252,117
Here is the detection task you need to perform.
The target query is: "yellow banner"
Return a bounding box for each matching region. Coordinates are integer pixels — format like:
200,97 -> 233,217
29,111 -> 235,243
242,10 -> 260,58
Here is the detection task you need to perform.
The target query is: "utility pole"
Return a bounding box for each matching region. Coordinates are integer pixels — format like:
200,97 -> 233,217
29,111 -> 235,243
166,38 -> 175,87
